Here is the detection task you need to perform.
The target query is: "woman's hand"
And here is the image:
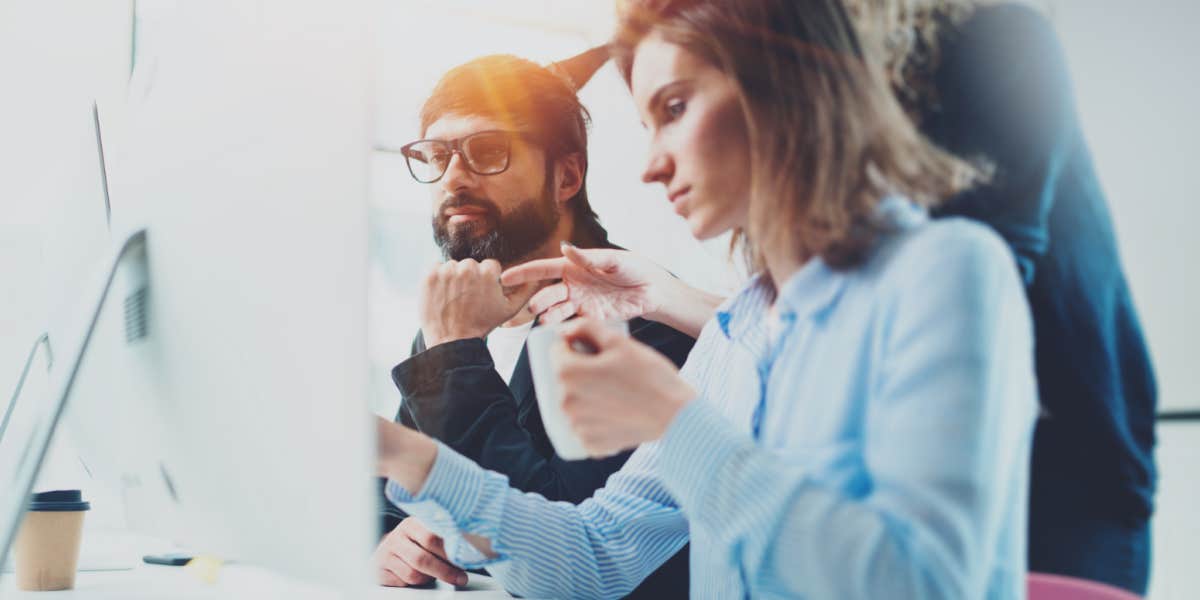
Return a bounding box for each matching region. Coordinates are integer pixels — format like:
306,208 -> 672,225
552,318 -> 696,457
376,417 -> 437,495
502,243 -> 723,338
501,243 -> 670,325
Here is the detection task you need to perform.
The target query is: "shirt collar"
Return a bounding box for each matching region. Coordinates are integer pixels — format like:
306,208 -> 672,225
715,195 -> 927,341
773,257 -> 847,324
875,194 -> 928,230
716,275 -> 774,342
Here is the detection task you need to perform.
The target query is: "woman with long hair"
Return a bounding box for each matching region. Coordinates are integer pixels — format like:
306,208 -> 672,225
376,1 -> 1037,597
515,4 -> 1158,593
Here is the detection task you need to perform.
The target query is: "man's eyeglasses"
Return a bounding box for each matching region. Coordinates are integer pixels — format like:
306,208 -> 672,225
399,130 -> 526,184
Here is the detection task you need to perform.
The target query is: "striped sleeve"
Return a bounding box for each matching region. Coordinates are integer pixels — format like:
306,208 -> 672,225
653,225 -> 1037,598
381,321 -> 734,598
387,440 -> 688,598
381,326 -> 739,597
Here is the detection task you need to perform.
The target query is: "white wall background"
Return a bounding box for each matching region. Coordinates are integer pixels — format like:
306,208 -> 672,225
1,0 -> 131,415
1047,2 -> 1200,597
1050,0 -> 1200,414
0,0 -> 140,563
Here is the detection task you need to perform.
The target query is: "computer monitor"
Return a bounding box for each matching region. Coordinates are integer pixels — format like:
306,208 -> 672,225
0,98 -> 116,573
1,1 -> 375,593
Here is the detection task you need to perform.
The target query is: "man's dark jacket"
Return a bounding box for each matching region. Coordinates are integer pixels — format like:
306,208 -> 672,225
378,316 -> 695,599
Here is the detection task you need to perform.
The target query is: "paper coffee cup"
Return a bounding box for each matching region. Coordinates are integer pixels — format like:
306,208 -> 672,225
13,490 -> 90,591
527,320 -> 628,460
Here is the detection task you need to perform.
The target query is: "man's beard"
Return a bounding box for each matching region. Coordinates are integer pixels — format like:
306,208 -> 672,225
432,190 -> 560,265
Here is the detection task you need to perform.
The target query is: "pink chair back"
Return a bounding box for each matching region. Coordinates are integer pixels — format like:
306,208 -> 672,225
1027,572 -> 1142,600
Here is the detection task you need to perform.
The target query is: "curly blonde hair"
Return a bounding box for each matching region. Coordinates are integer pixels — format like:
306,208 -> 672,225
841,0 -> 985,118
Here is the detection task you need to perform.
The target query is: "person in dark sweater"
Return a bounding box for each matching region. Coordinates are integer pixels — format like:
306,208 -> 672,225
847,1 -> 1157,592
509,2 -> 1157,594
373,52 -> 693,598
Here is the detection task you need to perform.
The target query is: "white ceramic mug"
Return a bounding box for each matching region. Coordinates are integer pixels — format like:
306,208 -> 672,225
526,320 -> 629,460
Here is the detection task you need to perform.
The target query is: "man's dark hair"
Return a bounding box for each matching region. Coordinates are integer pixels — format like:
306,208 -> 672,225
420,54 -> 610,248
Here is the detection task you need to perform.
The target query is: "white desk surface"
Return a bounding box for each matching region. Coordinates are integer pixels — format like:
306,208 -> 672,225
3,528 -> 515,598
0,562 -> 514,599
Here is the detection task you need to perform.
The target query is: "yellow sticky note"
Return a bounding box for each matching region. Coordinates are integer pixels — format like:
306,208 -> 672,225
184,555 -> 224,584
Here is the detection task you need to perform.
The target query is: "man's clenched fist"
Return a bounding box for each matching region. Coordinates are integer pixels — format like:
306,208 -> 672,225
419,259 -> 538,347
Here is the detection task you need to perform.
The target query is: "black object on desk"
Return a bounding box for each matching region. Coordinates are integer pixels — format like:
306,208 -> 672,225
143,552 -> 193,566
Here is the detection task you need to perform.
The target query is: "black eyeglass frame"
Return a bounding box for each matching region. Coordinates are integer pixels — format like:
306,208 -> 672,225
399,129 -> 531,184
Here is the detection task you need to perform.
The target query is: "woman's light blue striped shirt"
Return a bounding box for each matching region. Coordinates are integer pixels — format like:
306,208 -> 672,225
387,198 -> 1038,599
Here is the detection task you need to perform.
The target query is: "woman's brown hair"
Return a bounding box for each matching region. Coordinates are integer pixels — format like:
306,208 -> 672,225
612,0 -> 982,274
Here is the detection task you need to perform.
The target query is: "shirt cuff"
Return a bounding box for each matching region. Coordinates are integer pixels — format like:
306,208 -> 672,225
384,442 -> 510,568
392,338 -> 492,396
656,400 -> 747,518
